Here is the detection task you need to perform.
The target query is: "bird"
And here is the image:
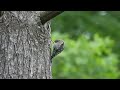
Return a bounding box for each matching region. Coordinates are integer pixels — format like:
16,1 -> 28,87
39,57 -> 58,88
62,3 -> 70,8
51,40 -> 64,62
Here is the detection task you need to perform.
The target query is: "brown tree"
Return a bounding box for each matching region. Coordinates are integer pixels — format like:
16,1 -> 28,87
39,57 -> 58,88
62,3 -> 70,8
0,11 -> 63,79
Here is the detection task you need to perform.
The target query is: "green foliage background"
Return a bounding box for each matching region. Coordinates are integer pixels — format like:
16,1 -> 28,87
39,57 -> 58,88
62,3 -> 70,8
51,11 -> 120,79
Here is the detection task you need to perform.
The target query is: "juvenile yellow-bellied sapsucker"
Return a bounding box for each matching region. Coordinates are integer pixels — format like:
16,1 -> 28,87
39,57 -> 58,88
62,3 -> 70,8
51,40 -> 64,62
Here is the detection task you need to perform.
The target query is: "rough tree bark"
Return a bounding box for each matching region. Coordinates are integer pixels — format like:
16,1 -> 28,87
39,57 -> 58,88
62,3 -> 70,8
0,11 -> 63,79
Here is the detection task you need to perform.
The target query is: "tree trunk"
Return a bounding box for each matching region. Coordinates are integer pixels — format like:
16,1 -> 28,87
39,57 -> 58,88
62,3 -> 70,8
0,11 -> 52,79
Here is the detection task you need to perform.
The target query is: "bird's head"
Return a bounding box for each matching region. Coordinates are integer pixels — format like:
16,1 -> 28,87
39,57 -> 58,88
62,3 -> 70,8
54,40 -> 64,46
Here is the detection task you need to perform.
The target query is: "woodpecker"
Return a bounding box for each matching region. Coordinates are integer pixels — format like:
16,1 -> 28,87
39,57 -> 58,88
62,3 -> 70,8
51,40 -> 64,61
